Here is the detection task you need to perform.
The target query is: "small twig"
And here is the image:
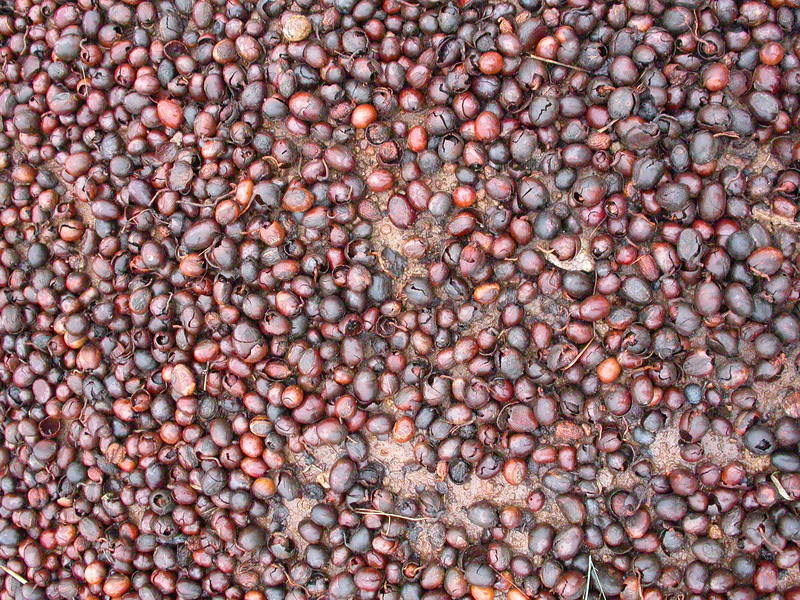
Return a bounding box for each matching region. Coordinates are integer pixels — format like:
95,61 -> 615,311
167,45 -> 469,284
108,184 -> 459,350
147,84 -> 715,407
564,338 -> 596,371
495,401 -> 520,429
527,54 -> 588,72
19,26 -> 30,55
449,417 -> 475,435
597,119 -> 619,134
1,565 -> 27,584
279,564 -> 311,596
353,508 -> 430,522
636,570 -> 644,600
758,525 -> 783,552
491,566 -> 526,597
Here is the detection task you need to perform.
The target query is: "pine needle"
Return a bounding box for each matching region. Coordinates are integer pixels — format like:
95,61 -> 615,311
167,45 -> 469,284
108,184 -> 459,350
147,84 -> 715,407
583,556 -> 591,600
527,54 -> 588,72
1,565 -> 27,584
583,555 -> 607,600
564,338 -> 596,371
354,508 -> 430,521
590,563 -> 608,600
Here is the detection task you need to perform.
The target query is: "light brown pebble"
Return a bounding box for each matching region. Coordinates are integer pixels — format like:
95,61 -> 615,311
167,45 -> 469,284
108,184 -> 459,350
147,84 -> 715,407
171,363 -> 196,396
283,14 -> 311,42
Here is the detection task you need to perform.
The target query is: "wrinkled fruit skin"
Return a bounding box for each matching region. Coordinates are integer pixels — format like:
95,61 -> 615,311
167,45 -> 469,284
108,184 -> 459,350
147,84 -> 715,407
2,1 -> 800,600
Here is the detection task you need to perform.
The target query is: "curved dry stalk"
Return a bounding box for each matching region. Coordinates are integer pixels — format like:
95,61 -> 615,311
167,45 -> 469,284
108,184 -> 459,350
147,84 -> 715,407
771,472 -> 792,501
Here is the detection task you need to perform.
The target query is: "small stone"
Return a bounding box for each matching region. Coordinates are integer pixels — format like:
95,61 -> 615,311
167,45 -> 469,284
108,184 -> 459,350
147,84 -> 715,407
170,363 -> 196,396
283,14 -> 311,42
554,420 -> 584,442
